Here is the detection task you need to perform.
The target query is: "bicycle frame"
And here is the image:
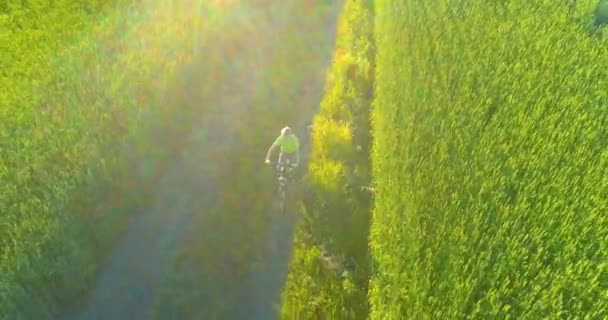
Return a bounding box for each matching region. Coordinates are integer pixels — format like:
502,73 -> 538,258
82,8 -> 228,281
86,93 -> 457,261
276,159 -> 293,213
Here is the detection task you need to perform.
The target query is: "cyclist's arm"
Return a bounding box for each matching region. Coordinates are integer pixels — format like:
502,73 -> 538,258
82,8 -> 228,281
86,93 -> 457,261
266,142 -> 278,161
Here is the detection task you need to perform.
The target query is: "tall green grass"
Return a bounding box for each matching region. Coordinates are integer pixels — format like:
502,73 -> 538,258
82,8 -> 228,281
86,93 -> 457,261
280,0 -> 375,318
370,0 -> 607,318
1,1 -> 231,318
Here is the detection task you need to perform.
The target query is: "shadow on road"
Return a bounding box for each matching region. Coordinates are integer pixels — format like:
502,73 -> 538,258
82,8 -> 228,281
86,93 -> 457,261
233,204 -> 299,320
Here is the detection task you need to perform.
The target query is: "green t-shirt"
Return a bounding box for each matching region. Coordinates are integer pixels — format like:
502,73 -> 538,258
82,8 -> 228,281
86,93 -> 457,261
275,134 -> 299,153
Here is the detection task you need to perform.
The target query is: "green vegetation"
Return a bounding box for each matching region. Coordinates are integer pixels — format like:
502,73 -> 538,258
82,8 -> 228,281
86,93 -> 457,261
4,0 -> 606,318
370,0 -> 607,318
593,0 -> 608,27
280,0 -> 374,318
1,1 -> 233,318
3,0 -> 340,317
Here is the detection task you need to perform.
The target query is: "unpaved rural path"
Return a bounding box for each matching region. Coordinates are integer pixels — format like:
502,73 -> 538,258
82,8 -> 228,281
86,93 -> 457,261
231,209 -> 299,319
63,123 -> 221,320
64,3 -> 341,320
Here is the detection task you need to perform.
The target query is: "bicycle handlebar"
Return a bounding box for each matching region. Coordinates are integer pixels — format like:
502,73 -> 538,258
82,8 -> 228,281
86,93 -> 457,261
264,159 -> 298,168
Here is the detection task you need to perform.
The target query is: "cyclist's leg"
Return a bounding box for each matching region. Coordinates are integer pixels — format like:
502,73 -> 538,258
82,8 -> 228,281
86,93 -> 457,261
277,151 -> 285,172
285,152 -> 296,178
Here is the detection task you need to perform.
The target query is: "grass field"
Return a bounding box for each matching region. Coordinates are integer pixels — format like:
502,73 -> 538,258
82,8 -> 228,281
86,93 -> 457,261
1,1 -> 250,318
370,0 -> 607,318
3,0 -> 606,318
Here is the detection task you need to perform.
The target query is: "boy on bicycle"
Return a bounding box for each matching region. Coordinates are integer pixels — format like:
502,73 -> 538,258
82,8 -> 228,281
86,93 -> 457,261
265,126 -> 300,170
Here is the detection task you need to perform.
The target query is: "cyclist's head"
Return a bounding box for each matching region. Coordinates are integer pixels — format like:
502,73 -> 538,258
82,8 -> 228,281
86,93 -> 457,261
281,126 -> 292,136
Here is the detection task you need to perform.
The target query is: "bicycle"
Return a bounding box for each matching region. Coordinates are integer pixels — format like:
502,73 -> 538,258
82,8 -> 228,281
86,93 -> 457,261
266,158 -> 297,214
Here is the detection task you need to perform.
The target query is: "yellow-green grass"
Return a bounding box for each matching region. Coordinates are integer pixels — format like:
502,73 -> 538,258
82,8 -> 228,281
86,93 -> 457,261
280,0 -> 375,318
1,1 -> 233,318
370,0 -> 607,318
